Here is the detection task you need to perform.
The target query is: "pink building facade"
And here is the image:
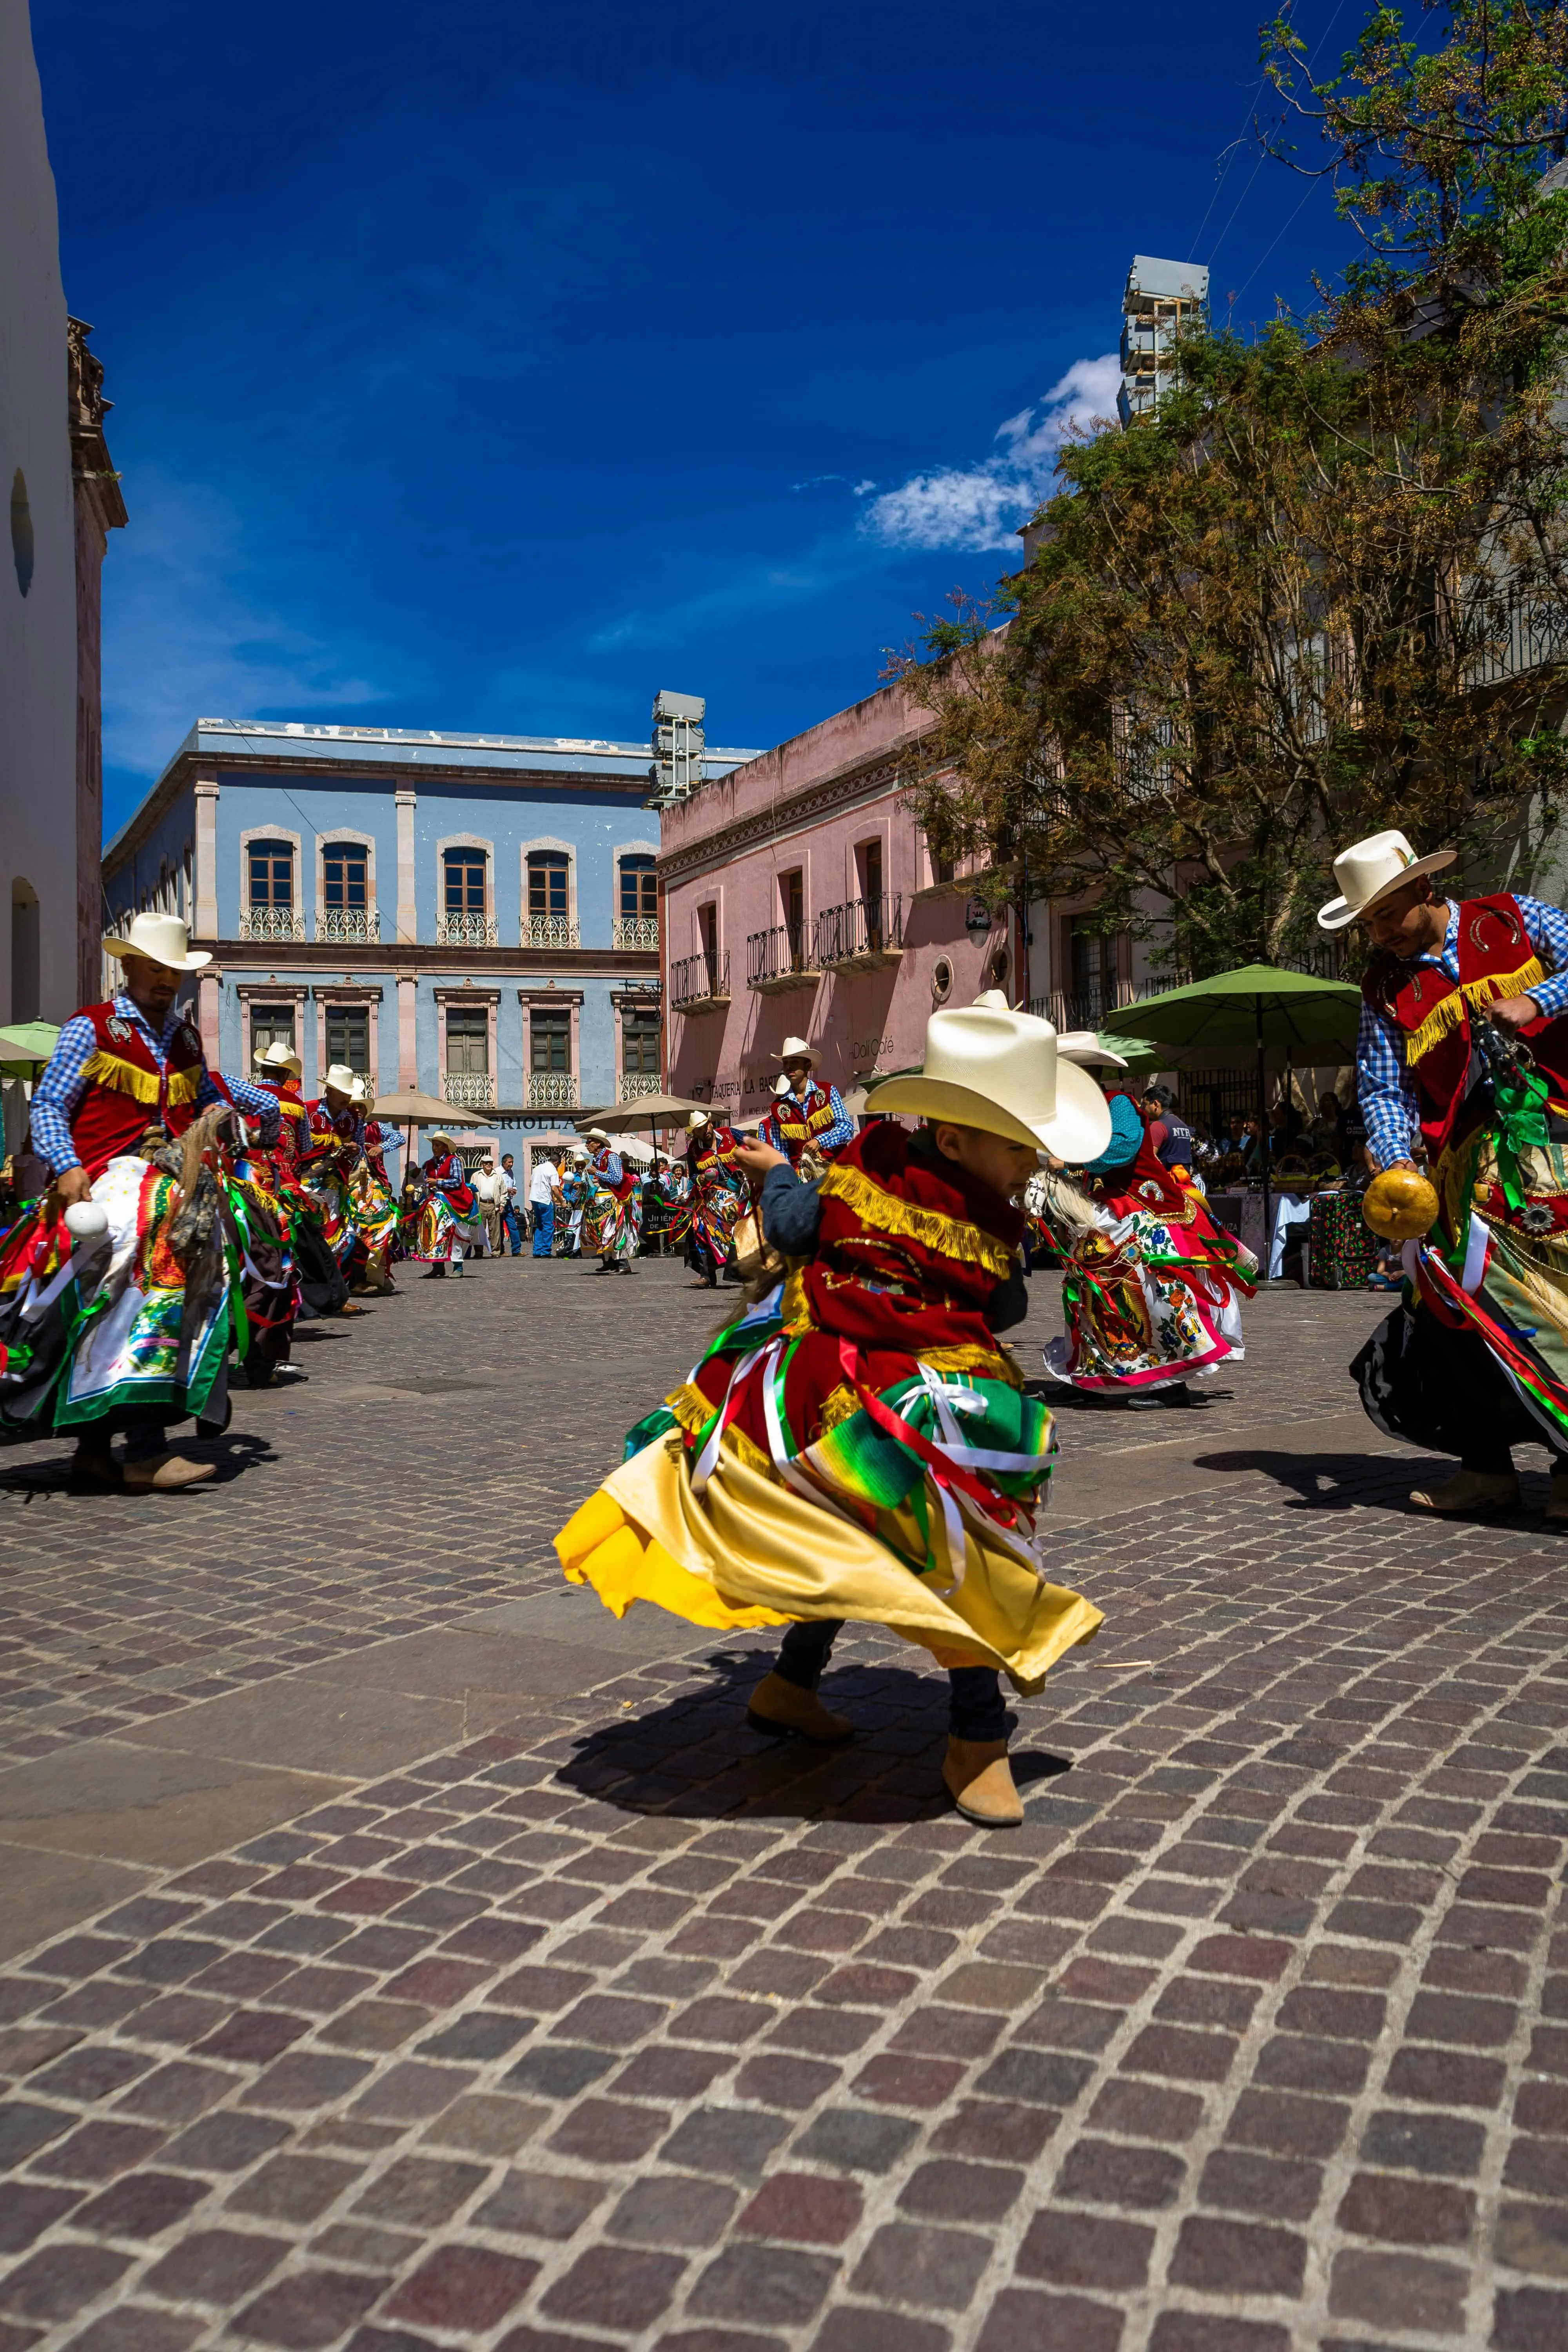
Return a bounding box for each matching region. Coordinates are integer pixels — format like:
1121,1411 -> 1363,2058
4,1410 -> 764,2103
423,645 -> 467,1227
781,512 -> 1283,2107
659,679 -> 1021,1114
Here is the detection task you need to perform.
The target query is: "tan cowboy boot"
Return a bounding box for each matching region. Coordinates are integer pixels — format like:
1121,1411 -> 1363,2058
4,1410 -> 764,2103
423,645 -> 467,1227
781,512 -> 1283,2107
746,1671 -> 853,1745
943,1737 -> 1024,1828
1408,1467 -> 1520,1517
122,1453 -> 216,1493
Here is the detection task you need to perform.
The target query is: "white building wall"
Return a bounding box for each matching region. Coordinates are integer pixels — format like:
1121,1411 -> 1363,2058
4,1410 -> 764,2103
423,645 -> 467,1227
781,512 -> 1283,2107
0,0 -> 77,1027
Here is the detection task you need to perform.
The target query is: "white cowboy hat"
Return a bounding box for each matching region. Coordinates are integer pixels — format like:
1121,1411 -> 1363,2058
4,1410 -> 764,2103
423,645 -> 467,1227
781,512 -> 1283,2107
866,1005 -> 1112,1162
687,1110 -> 712,1131
586,1127 -> 609,1143
1318,829 -> 1456,931
321,1063 -> 359,1096
1056,1029 -> 1129,1070
775,1035 -> 818,1067
350,1076 -> 370,1102
773,1072 -> 794,1096
428,1129 -> 456,1148
102,911 -> 211,973
253,1038 -> 303,1079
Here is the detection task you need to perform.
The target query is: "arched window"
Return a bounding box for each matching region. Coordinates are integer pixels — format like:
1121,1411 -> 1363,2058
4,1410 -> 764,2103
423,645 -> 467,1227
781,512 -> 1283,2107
248,841 -> 294,907
443,847 -> 487,915
526,851 -> 569,919
619,856 -> 657,921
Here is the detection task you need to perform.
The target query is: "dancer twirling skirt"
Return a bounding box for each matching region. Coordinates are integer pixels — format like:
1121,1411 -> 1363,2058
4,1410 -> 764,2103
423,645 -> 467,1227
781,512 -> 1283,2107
557,1005 -> 1110,1826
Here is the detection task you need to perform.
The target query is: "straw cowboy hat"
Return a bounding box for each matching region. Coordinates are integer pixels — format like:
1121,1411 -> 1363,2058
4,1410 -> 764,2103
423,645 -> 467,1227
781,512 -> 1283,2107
687,1109 -> 712,1131
867,1004 -> 1112,1162
1318,829 -> 1456,932
320,1063 -> 360,1097
586,1127 -> 609,1144
428,1129 -> 456,1149
973,987 -> 1128,1071
775,1035 -> 818,1067
252,1038 -> 303,1080
102,911 -> 211,973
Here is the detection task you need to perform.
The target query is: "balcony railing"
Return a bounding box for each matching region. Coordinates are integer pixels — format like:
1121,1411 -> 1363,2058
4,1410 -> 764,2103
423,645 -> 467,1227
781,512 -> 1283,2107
523,913 -> 581,949
319,906 -> 380,944
620,1070 -> 661,1100
816,893 -> 903,973
238,906 -> 306,942
747,925 -> 822,995
443,1071 -> 495,1107
612,915 -> 661,951
528,1072 -> 580,1108
437,912 -> 499,947
670,951 -> 730,1015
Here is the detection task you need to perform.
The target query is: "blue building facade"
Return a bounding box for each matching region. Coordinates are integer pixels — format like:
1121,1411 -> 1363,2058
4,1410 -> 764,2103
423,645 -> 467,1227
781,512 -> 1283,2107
100,719 -> 757,1170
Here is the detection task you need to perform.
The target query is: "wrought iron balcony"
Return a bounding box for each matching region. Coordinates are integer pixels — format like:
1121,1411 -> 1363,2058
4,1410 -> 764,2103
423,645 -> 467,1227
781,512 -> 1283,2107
612,915 -> 660,951
318,906 -> 380,944
238,906 -> 306,942
528,1072 -> 579,1108
816,893 -> 903,974
522,913 -> 580,949
619,1070 -> 661,1100
443,1070 -> 495,1107
437,912 -> 498,947
670,951 -> 730,1016
747,924 -> 822,996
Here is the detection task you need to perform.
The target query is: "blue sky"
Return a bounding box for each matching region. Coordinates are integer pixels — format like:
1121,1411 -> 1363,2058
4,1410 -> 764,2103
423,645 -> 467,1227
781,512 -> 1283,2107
33,0 -> 1359,833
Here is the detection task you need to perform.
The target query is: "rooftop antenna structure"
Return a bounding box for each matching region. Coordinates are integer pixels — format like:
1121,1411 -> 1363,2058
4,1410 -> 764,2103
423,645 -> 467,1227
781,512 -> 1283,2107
648,691 -> 706,809
1118,256 -> 1210,425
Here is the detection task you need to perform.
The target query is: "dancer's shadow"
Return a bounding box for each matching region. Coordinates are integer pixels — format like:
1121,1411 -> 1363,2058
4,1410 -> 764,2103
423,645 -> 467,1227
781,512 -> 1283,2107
552,1647 -> 1075,1824
0,1427 -> 276,1499
1192,1445 -> 1455,1513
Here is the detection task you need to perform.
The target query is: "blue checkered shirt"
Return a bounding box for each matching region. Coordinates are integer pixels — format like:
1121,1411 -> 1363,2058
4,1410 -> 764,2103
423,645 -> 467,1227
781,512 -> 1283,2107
31,993 -> 281,1176
1358,895 -> 1568,1169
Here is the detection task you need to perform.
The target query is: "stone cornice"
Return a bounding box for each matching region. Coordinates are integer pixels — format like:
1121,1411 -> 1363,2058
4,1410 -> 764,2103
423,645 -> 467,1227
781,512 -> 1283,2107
657,734 -> 939,888
196,940 -> 658,980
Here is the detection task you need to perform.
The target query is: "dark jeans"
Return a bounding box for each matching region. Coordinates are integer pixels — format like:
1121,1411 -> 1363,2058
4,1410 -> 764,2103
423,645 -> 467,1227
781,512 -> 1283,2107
76,1406 -> 170,1464
500,1203 -> 524,1254
773,1617 -> 1008,1743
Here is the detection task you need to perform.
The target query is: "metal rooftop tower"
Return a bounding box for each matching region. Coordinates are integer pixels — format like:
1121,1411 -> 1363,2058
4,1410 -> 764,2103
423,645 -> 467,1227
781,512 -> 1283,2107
1118,255 -> 1210,425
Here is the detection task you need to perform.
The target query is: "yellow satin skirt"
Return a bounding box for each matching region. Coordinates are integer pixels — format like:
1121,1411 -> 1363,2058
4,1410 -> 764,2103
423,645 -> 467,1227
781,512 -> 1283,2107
554,1429 -> 1101,1693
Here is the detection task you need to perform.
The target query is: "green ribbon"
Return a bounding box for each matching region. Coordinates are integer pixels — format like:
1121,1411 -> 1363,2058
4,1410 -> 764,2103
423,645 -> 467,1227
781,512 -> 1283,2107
1491,1061 -> 1552,1215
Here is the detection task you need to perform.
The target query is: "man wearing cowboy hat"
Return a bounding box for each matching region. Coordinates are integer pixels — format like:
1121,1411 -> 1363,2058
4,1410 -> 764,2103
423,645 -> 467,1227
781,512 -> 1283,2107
581,1127 -> 642,1274
29,911 -> 283,1490
410,1130 -> 483,1275
757,1034 -> 855,1171
681,1104 -> 742,1287
1326,828 -> 1568,1519
560,1003 -> 1110,1830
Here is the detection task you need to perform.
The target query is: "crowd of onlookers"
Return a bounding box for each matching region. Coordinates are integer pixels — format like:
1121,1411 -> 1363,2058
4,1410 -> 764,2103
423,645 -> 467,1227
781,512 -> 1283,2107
1149,1085 -> 1370,1187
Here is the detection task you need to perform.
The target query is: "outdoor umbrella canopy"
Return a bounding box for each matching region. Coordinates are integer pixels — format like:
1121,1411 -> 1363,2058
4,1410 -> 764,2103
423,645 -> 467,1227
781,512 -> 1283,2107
1099,965 -> 1365,1277
0,1022 -> 60,1067
371,1090 -> 488,1125
574,1091 -> 717,1132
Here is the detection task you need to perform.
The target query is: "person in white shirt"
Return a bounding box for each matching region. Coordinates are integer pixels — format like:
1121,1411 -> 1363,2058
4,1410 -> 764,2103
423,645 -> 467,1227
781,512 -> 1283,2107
528,1155 -> 561,1258
471,1155 -> 503,1257
498,1152 -> 523,1255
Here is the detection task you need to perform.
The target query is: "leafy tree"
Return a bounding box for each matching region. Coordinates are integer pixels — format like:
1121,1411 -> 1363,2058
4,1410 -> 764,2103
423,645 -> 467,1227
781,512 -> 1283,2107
897,0 -> 1568,985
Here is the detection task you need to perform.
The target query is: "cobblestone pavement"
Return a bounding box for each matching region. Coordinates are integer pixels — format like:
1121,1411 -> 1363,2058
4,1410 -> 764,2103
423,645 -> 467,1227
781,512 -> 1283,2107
3,1254 -> 1568,2350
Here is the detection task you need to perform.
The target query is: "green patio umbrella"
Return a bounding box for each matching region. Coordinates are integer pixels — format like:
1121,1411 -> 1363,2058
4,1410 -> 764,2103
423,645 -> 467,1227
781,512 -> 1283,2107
0,1021 -> 60,1072
1100,965 -> 1363,1276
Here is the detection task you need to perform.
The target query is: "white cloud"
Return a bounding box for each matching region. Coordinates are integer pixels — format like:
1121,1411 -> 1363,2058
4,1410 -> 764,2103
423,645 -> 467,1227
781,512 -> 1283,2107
860,353 -> 1121,552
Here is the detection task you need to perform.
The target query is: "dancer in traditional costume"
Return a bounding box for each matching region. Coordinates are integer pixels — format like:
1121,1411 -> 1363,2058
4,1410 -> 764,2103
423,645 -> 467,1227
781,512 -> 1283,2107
676,1108 -> 743,1287
9,913 -> 282,1489
1324,830 -> 1568,1520
556,1004 -> 1110,1826
1036,1089 -> 1256,1403
582,1127 -> 642,1274
249,1042 -> 348,1326
301,1066 -> 400,1298
758,1035 -> 855,1171
408,1129 -> 484,1276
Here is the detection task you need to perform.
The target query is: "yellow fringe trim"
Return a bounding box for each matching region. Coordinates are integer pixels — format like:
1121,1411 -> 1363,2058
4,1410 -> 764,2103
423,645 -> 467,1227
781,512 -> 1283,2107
817,1160 -> 1017,1280
664,1381 -> 718,1438
80,1050 -> 202,1109
1406,956 -> 1546,1067
817,1382 -> 860,1433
